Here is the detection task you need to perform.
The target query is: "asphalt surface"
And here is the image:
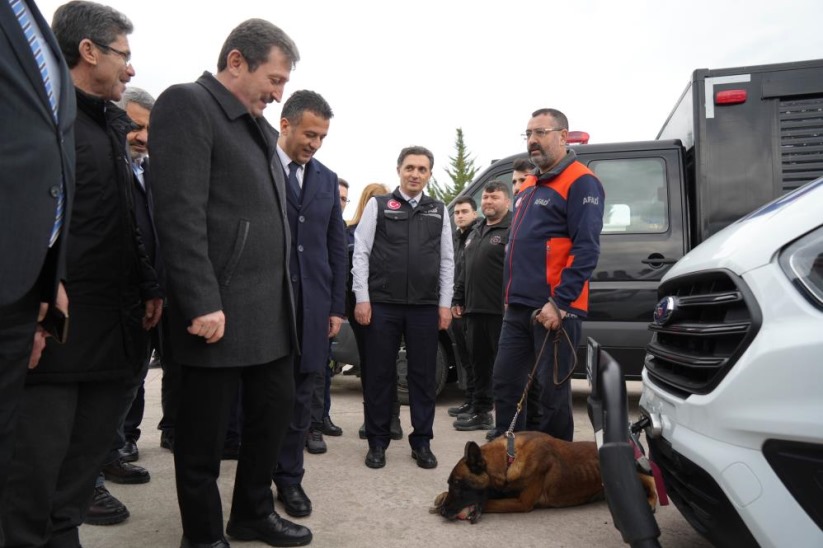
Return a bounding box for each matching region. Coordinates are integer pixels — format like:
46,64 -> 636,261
79,370 -> 711,548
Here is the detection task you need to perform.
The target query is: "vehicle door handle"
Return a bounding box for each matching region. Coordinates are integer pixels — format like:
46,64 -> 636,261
641,255 -> 678,266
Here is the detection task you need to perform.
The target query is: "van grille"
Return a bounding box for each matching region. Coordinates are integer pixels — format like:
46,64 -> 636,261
644,270 -> 761,396
780,96 -> 823,191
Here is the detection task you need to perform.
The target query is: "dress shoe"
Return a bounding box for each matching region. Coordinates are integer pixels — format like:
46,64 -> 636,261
390,413 -> 403,440
160,430 -> 175,452
226,512 -> 312,547
305,428 -> 327,454
453,412 -> 494,431
365,446 -> 386,469
447,402 -> 472,417
486,428 -> 504,441
102,458 -> 150,484
358,422 -> 366,439
277,484 -> 312,517
84,485 -> 129,526
411,445 -> 438,469
180,536 -> 230,548
320,416 -> 343,436
119,439 -> 139,462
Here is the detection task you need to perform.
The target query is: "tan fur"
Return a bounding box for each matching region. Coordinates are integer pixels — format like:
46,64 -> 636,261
436,431 -> 657,515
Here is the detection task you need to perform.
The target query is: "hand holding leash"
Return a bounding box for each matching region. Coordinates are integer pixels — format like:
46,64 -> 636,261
534,298 -> 566,331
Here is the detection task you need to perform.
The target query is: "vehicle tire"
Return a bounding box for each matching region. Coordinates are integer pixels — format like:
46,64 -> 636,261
397,342 -> 448,406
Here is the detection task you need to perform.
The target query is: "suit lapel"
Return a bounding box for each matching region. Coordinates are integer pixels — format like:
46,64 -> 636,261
300,160 -> 320,208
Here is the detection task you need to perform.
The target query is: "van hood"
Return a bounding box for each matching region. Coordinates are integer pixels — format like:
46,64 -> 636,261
665,178 -> 823,281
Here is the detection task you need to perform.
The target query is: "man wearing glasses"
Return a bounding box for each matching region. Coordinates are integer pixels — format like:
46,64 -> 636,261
490,108 -> 605,442
1,2 -> 163,546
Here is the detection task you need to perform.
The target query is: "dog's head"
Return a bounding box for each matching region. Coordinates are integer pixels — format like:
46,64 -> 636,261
431,441 -> 490,523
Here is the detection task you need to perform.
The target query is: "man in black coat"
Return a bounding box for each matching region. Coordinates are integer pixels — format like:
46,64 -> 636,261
1,3 -> 163,546
150,19 -> 311,548
0,0 -> 75,544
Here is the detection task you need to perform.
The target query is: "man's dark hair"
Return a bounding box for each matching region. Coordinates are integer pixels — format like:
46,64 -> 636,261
512,158 -> 533,173
281,90 -> 333,124
338,178 -> 349,189
52,1 -> 133,68
485,180 -> 511,197
217,18 -> 300,73
397,146 -> 434,170
531,108 -> 569,130
453,196 -> 477,211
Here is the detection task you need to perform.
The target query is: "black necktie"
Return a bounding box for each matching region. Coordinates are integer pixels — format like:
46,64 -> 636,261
288,161 -> 301,200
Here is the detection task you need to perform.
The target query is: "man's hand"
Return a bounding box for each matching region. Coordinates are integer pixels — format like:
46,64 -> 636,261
143,298 -> 164,330
439,306 -> 452,331
28,325 -> 48,369
534,301 -> 566,331
450,305 -> 463,319
354,302 -> 371,326
189,310 -> 225,344
328,315 -> 343,338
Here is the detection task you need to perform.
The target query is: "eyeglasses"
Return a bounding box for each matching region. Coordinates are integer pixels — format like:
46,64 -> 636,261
521,128 -> 564,140
341,198 -> 351,204
91,40 -> 132,64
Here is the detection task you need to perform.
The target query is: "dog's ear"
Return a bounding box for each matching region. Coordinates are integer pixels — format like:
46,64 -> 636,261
464,441 -> 486,475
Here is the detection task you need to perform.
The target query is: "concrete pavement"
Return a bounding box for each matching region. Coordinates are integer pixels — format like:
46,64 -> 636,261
79,370 -> 709,548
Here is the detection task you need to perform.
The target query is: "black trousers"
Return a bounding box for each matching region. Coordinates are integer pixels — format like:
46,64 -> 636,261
464,313 -> 503,413
174,358 -> 293,543
272,362 -> 317,488
449,317 -> 473,404
1,379 -> 128,548
492,305 -> 581,441
363,303 -> 438,450
0,289 -> 39,547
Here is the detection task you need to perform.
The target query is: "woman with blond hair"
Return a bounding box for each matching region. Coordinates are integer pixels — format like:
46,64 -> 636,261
343,183 -> 403,440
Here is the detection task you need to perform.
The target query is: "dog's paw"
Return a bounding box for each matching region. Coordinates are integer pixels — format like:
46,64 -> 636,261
430,491 -> 448,514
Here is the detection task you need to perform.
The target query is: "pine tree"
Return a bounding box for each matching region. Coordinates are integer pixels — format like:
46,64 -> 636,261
428,128 -> 478,204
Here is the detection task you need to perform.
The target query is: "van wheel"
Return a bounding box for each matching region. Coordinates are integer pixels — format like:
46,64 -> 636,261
397,342 -> 449,406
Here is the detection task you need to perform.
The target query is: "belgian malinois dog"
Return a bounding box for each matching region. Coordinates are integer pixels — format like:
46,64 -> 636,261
433,431 -> 657,523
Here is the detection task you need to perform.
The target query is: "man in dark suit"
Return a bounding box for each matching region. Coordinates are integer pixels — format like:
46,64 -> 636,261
273,90 -> 347,518
150,19 -> 311,548
0,0 -> 75,543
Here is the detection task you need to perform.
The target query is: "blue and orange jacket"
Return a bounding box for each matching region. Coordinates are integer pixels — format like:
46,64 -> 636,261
503,150 -> 605,317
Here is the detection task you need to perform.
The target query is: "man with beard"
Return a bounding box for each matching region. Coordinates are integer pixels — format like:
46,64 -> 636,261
451,181 -> 512,432
490,108 -> 604,441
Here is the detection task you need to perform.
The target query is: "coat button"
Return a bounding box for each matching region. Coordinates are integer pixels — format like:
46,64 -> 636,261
298,215 -> 306,223
297,245 -> 304,252
49,185 -> 60,197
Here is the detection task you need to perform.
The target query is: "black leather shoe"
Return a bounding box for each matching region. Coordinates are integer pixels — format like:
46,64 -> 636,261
226,512 -> 312,547
453,412 -> 494,431
277,484 -> 312,517
180,536 -> 230,548
365,446 -> 386,469
320,416 -> 343,436
84,485 -> 130,526
305,429 -> 327,454
412,445 -> 438,469
447,402 -> 472,417
160,430 -> 175,452
102,458 -> 150,484
119,439 -> 139,462
358,422 -> 366,439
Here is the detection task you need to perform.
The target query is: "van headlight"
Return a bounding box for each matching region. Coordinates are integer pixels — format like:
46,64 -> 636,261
779,226 -> 823,310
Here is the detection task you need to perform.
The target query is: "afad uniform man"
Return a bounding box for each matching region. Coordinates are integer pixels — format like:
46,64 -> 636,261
492,108 -> 605,441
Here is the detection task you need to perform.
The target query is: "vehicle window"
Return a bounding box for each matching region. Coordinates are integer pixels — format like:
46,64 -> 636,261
588,158 -> 669,234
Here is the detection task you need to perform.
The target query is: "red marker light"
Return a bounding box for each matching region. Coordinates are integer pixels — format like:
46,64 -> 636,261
567,131 -> 590,145
715,89 -> 747,105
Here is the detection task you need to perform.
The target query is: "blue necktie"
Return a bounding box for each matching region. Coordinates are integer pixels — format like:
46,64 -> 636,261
409,198 -> 417,208
9,0 -> 64,247
288,161 -> 301,200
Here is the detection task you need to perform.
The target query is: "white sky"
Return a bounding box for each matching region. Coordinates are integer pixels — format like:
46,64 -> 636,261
39,0 -> 823,214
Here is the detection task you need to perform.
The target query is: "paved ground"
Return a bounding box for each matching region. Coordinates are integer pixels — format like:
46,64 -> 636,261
79,370 -> 710,548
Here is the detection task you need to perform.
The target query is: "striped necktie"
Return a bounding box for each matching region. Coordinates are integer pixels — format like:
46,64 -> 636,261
9,0 -> 64,247
408,198 -> 417,208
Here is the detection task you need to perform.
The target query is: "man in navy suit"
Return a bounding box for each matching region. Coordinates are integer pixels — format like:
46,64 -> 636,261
273,90 -> 347,519
0,0 -> 75,543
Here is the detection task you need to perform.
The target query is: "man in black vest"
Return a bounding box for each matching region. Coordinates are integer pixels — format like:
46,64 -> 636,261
352,146 -> 454,470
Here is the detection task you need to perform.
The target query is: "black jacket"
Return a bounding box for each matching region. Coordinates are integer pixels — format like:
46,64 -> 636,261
453,211 -> 512,315
29,89 -> 162,384
453,217 -> 481,284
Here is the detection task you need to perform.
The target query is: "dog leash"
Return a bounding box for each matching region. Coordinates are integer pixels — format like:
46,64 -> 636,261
505,299 -> 578,466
